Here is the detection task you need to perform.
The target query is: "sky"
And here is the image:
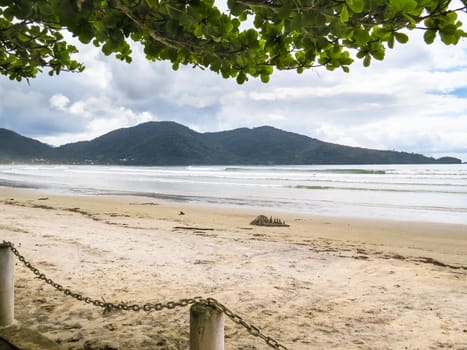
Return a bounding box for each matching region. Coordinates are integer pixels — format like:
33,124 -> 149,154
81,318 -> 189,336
1,9 -> 467,162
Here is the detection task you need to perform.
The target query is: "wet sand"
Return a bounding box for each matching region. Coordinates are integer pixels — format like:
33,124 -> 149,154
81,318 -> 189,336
1,187 -> 466,349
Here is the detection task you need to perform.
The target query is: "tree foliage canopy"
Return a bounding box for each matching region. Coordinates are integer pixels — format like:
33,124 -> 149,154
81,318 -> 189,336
1,0 -> 466,83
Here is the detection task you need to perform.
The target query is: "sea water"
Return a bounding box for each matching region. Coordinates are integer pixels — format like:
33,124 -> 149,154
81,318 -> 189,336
0,164 -> 466,224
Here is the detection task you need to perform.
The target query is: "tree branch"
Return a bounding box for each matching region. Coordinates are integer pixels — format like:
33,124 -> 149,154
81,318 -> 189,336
110,0 -> 189,50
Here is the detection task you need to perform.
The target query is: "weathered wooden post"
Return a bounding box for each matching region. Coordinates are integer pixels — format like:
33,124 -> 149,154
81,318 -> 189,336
190,303 -> 224,350
0,243 -> 14,326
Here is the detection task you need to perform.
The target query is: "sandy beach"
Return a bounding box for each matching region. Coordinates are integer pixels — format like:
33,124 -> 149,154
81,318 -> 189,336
1,186 -> 466,349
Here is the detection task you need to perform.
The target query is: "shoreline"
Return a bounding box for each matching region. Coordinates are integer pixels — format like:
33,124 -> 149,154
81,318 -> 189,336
1,186 -> 467,349
1,163 -> 466,226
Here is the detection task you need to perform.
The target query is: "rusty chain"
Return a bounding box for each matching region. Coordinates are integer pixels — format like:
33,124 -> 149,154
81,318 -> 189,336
201,297 -> 289,350
1,241 -> 288,350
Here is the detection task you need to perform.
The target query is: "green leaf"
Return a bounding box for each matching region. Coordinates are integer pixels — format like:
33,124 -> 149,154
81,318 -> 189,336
194,25 -> 203,37
441,24 -> 457,36
440,32 -> 457,45
236,71 -> 246,84
387,33 -> 395,48
390,0 -> 417,12
363,55 -> 371,67
17,32 -> 30,42
402,13 -> 417,28
423,30 -> 436,44
102,42 -> 113,56
246,29 -> 258,43
394,32 -> 409,44
144,0 -> 158,8
260,73 -> 270,83
340,5 -> 349,23
354,28 -> 370,45
78,27 -> 94,44
345,0 -> 365,13
356,50 -> 366,59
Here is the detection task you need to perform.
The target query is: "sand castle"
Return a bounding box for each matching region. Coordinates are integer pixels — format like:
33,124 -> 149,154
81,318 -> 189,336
250,214 -> 290,227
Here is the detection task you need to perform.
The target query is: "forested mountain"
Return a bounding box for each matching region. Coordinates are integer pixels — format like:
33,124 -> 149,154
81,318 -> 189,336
0,122 -> 461,165
0,128 -> 54,163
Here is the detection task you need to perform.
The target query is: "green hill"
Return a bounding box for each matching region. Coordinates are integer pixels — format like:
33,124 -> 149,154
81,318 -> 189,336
0,122 -> 461,165
0,128 -> 54,163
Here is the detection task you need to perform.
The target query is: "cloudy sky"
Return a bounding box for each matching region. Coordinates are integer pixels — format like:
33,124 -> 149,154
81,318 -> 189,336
1,9 -> 467,162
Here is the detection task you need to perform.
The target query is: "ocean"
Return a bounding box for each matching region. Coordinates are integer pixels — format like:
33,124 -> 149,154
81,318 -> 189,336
0,164 -> 466,225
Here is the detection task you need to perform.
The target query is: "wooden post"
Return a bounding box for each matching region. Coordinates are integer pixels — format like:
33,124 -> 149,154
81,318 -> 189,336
0,243 -> 14,326
190,303 -> 224,350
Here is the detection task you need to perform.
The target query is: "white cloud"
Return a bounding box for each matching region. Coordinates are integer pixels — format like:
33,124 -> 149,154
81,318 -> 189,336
316,115 -> 467,155
69,101 -> 88,117
49,94 -> 70,111
40,94 -> 158,145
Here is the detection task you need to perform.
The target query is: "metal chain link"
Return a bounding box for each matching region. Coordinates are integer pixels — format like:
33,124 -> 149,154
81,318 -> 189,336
201,297 -> 289,350
1,241 -> 289,350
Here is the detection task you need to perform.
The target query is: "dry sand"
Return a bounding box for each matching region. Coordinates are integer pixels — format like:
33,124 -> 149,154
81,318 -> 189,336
0,186 -> 466,349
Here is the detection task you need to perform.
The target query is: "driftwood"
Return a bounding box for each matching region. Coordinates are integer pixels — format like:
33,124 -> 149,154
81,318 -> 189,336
250,215 -> 289,227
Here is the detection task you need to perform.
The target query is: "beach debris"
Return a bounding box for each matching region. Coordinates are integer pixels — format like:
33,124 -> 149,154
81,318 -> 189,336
179,211 -> 185,215
250,215 -> 289,227
173,226 -> 214,231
